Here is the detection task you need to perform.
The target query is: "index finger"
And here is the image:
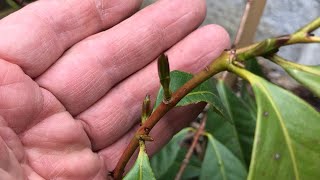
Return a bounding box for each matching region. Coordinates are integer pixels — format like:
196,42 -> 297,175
0,0 -> 142,77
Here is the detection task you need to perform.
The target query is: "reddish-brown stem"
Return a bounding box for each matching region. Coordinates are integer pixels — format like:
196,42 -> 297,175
174,113 -> 207,180
112,17 -> 320,180
112,52 -> 229,180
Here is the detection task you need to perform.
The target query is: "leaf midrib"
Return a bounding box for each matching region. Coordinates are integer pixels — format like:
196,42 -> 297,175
207,135 -> 228,180
255,82 -> 300,179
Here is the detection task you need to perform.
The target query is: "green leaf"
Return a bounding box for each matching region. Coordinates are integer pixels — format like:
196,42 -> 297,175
207,80 -> 256,167
200,134 -> 247,180
246,58 -> 265,77
269,55 -> 320,97
156,147 -> 202,180
154,70 -> 225,116
5,0 -> 20,9
240,82 -> 257,114
124,143 -> 156,180
236,69 -> 320,180
150,128 -> 189,179
285,65 -> 320,97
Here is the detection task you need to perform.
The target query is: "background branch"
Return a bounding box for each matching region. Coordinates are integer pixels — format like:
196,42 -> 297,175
174,111 -> 208,180
222,0 -> 266,88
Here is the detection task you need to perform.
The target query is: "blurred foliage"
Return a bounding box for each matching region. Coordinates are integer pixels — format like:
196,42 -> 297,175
0,0 -> 35,19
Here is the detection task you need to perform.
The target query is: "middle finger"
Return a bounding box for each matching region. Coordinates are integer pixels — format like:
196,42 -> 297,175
36,0 -> 206,115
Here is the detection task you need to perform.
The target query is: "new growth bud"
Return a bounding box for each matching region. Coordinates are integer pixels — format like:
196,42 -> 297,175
141,94 -> 151,124
157,53 -> 171,103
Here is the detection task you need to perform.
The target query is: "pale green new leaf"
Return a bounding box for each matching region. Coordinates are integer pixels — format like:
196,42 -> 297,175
154,71 -> 225,116
124,143 -> 156,180
285,65 -> 320,97
200,134 -> 247,180
237,69 -> 320,180
270,56 -> 320,97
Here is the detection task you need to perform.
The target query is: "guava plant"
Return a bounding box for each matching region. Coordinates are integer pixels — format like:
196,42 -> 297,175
3,1 -> 319,180
113,17 -> 320,180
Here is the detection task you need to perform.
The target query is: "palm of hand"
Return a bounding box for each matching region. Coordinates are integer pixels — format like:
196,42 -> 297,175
0,0 -> 229,179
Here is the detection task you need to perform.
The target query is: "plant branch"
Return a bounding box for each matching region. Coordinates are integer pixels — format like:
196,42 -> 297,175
174,112 -> 207,180
222,0 -> 266,87
296,17 -> 320,34
112,53 -> 229,180
112,17 -> 320,180
236,17 -> 320,61
233,0 -> 266,47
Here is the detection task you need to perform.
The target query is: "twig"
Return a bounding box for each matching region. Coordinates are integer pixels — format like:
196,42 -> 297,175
223,0 -> 266,87
112,17 -> 320,180
112,53 -> 229,180
234,0 -> 266,47
235,17 -> 320,61
174,112 -> 207,180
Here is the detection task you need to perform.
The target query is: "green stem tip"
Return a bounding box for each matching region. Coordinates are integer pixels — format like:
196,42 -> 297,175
157,53 -> 171,102
141,94 -> 151,124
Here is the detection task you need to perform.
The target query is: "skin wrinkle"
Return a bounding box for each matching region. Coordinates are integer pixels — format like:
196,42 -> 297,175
0,127 -> 25,162
29,0 -> 101,47
0,0 -> 143,77
0,80 -> 44,134
21,9 -> 64,63
36,0 -> 205,116
94,0 -> 142,27
77,24 -> 229,150
0,15 -> 61,76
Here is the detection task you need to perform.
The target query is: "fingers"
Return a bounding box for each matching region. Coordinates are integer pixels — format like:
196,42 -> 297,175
78,25 -> 230,150
0,0 -> 143,77
20,111 -> 106,179
98,104 -> 205,172
0,59 -> 43,134
36,0 -> 207,115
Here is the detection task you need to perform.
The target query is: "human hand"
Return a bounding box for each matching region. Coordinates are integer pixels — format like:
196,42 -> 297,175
0,0 -> 229,179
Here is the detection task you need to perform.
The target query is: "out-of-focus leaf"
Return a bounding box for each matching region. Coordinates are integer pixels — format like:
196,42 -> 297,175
246,58 -> 264,77
207,80 -> 256,167
200,134 -> 247,180
156,147 -> 202,180
240,82 -> 257,114
124,143 -> 156,180
235,68 -> 320,180
154,71 -> 226,116
270,55 -> 320,97
150,128 -> 189,179
285,65 -> 320,97
151,128 -> 202,179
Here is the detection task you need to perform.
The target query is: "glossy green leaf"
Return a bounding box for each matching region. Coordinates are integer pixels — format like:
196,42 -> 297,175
150,128 -> 189,179
156,147 -> 202,180
285,65 -> 320,97
246,57 -> 264,77
206,80 -> 256,167
124,143 -> 156,180
240,82 -> 257,114
154,71 -> 225,116
200,134 -> 247,180
270,55 -> 320,97
236,69 -> 320,180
